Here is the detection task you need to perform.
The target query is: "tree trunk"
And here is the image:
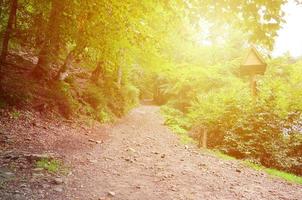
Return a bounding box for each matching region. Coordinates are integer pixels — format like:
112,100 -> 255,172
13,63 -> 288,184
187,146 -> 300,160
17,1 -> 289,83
0,0 -> 17,63
54,39 -> 86,81
90,62 -> 104,83
32,0 -> 63,80
54,50 -> 75,81
0,0 -> 17,93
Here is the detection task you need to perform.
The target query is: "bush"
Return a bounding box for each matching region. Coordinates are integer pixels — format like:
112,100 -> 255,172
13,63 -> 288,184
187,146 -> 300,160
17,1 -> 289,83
161,59 -> 302,176
52,81 -> 79,118
95,107 -> 114,123
83,83 -> 107,110
122,84 -> 140,111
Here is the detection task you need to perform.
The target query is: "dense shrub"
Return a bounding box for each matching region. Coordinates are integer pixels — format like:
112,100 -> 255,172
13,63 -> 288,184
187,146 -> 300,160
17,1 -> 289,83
83,83 -> 107,110
52,81 -> 80,118
161,59 -> 302,176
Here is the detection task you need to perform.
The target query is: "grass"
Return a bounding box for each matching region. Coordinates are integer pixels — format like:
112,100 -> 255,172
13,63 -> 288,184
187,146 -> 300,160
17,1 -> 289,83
209,150 -> 236,160
243,160 -> 302,184
243,161 -> 302,184
205,151 -> 302,185
36,158 -> 62,174
243,160 -> 263,170
265,169 -> 302,184
160,108 -> 195,145
167,124 -> 196,145
10,110 -> 21,119
178,133 -> 196,145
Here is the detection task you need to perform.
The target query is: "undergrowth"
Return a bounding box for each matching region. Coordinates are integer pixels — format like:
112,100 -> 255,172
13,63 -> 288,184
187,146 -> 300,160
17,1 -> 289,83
161,106 -> 302,185
36,158 -> 67,174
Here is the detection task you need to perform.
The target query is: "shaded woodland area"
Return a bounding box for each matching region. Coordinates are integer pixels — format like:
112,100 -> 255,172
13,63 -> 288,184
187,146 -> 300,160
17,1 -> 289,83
0,0 -> 301,191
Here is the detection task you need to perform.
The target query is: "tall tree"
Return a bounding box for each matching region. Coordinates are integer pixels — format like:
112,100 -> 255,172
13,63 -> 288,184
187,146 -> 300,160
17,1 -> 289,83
0,0 -> 17,93
31,0 -> 64,80
0,0 -> 17,63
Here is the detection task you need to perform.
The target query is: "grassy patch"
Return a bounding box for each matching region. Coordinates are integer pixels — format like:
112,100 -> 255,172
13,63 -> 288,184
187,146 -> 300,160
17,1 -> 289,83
243,160 -> 263,170
178,133 -> 196,145
209,152 -> 302,185
10,109 -> 21,119
165,124 -> 196,145
160,106 -> 196,145
36,158 -> 63,174
265,168 -> 302,184
208,150 -> 236,160
243,160 -> 302,184
0,180 -> 7,189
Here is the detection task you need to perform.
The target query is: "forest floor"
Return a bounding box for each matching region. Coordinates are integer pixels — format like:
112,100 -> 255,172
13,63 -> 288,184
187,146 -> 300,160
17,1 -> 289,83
1,105 -> 302,200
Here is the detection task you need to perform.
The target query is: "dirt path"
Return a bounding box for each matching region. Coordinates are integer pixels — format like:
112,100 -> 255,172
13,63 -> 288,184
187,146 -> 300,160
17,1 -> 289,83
62,106 -> 301,200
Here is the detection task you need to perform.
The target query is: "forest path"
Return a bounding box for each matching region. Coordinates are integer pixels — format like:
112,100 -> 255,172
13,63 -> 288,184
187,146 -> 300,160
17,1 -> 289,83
65,106 -> 302,200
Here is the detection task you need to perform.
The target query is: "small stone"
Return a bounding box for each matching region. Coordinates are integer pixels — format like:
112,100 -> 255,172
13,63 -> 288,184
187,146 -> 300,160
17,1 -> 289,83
32,173 -> 44,177
89,159 -> 98,164
161,154 -> 166,158
13,194 -> 23,200
33,168 -> 44,172
99,197 -> 111,200
236,169 -> 241,173
4,172 -> 15,177
127,147 -> 136,153
108,191 -> 115,196
53,186 -> 63,192
54,177 -> 64,184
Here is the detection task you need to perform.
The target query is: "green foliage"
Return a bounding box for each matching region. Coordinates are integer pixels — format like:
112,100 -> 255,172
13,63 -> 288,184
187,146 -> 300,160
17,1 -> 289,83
265,168 -> 302,184
161,105 -> 191,131
51,81 -> 79,118
161,106 -> 195,145
121,84 -> 140,112
10,109 -> 21,119
36,158 -> 61,174
161,57 -> 302,176
1,0 -> 289,121
95,107 -> 114,123
83,83 -> 106,110
81,82 -> 137,122
209,150 -> 236,161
